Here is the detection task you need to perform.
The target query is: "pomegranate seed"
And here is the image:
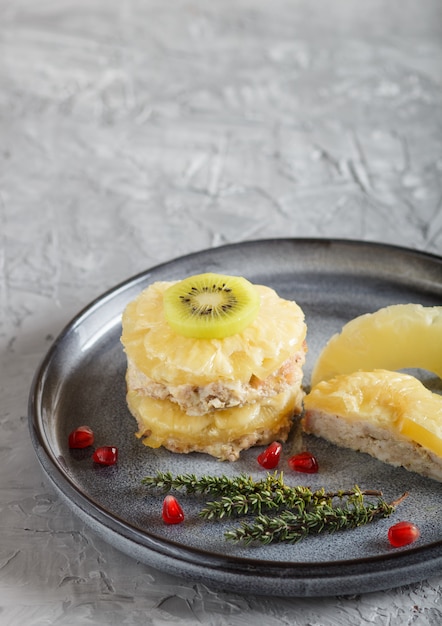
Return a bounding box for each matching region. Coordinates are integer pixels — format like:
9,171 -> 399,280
92,446 -> 118,466
288,451 -> 319,474
162,495 -> 185,525
68,426 -> 94,449
257,441 -> 282,469
388,521 -> 420,548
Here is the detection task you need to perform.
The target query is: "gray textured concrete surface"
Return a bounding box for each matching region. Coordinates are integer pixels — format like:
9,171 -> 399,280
1,0 -> 442,624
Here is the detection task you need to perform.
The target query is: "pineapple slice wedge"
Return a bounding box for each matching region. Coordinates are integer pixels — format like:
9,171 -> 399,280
311,304 -> 442,386
303,369 -> 442,480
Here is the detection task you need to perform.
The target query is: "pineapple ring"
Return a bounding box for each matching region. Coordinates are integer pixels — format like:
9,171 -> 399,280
311,304 -> 442,386
121,281 -> 306,386
127,387 -> 303,461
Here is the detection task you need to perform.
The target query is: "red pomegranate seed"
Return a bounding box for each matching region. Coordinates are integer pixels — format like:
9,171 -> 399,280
388,521 -> 420,548
92,446 -> 118,466
288,451 -> 319,473
68,426 -> 94,449
162,495 -> 185,525
257,441 -> 282,469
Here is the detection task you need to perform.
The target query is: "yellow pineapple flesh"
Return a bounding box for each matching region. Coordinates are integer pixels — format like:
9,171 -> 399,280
121,281 -> 306,386
311,304 -> 442,386
127,386 -> 303,460
304,369 -> 442,457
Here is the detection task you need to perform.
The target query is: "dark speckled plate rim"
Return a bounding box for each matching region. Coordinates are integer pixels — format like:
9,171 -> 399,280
28,238 -> 442,595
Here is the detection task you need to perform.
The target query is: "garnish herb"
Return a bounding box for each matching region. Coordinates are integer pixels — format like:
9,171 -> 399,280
142,471 -> 407,545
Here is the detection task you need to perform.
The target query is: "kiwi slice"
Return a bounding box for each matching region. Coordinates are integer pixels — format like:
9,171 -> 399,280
163,272 -> 261,339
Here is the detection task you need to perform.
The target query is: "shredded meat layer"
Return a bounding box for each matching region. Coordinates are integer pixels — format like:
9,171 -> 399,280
126,347 -> 306,416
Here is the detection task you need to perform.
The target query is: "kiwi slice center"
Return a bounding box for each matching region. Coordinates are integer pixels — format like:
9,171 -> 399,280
163,273 -> 261,339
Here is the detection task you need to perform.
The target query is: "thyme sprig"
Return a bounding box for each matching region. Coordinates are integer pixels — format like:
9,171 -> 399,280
142,471 -> 380,499
225,493 -> 408,545
142,470 -> 262,497
199,483 -> 385,520
141,471 -> 407,545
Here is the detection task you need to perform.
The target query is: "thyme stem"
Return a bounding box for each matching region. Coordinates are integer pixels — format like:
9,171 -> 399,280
224,497 -> 405,545
199,484 -> 387,520
142,471 -> 382,505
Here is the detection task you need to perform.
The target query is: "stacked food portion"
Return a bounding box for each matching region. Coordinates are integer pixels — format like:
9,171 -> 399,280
121,273 -> 307,461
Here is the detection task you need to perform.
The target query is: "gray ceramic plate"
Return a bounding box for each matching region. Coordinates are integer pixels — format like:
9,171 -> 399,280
29,239 -> 442,597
